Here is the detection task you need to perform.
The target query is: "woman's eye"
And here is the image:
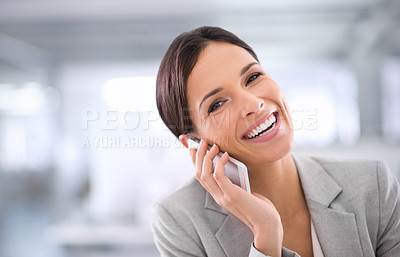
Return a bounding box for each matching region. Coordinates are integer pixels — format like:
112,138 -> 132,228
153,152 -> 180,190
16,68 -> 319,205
208,101 -> 224,114
246,73 -> 261,86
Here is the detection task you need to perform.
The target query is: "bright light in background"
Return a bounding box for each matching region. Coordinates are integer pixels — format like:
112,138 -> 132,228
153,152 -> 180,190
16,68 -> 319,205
0,82 -> 60,116
335,69 -> 360,145
272,63 -> 360,147
0,82 -> 59,172
0,82 -> 41,115
102,76 -> 157,113
289,87 -> 337,146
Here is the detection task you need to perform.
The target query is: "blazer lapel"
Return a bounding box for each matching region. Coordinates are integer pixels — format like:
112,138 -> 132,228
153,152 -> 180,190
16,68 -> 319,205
205,192 -> 253,257
293,154 -> 364,257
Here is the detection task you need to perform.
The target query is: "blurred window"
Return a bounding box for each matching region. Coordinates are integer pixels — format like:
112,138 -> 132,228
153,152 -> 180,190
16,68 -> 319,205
382,57 -> 400,143
0,82 -> 59,172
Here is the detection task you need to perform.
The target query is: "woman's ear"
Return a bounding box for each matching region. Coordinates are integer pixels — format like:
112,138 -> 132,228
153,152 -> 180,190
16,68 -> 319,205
179,134 -> 190,148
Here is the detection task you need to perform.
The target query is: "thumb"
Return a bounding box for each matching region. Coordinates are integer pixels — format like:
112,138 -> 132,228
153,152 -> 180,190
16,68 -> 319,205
189,148 -> 197,165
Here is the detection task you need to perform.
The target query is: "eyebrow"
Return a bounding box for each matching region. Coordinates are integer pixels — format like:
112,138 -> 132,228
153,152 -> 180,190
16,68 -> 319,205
199,62 -> 259,109
240,62 -> 259,77
199,87 -> 223,109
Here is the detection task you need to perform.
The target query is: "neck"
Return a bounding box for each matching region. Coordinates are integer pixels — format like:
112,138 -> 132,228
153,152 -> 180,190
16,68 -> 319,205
247,153 -> 308,220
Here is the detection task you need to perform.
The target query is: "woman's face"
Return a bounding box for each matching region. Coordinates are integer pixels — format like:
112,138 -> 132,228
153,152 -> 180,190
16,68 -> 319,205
186,42 -> 293,167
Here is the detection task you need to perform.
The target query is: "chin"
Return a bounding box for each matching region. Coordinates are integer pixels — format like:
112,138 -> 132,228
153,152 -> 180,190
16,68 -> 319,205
267,140 -> 293,162
243,133 -> 293,166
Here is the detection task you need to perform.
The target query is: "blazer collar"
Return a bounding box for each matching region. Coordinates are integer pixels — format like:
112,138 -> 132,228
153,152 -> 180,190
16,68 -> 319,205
292,153 -> 342,207
292,153 -> 363,256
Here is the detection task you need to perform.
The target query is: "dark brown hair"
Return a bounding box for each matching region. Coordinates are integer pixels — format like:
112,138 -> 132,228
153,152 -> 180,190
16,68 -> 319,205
156,26 -> 259,138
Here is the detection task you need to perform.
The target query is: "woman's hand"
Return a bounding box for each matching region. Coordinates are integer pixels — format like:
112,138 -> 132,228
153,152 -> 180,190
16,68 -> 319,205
189,139 -> 284,257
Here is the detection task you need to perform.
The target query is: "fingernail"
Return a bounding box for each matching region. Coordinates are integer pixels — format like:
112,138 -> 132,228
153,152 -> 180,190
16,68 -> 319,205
200,139 -> 206,147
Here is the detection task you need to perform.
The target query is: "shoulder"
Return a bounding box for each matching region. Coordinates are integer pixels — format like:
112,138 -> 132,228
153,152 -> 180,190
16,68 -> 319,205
305,155 -> 399,215
309,155 -> 387,190
150,178 -> 212,256
151,177 -> 228,252
152,177 -> 207,218
294,154 -> 394,211
300,155 -> 400,255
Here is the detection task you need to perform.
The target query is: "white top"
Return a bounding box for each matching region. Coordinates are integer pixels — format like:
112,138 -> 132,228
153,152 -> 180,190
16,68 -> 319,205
311,220 -> 325,257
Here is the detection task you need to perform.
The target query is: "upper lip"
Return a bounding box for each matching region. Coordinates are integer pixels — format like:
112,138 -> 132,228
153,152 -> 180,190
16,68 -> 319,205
241,111 -> 276,139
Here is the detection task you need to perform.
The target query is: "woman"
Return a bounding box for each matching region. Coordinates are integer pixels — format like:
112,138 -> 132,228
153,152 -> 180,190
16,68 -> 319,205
151,26 -> 400,257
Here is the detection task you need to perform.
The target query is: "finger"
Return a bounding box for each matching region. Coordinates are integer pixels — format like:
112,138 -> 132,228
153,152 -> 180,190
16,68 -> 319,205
202,144 -> 219,175
189,148 -> 196,165
195,139 -> 208,180
213,152 -> 249,208
201,144 -> 223,197
213,152 -> 236,191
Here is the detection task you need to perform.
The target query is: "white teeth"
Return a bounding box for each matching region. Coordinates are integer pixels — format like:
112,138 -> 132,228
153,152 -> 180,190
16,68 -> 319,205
258,122 -> 276,137
260,123 -> 267,130
270,114 -> 276,123
245,113 -> 277,139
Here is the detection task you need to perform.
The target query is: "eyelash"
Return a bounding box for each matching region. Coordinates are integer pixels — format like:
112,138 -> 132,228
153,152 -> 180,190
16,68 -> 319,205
246,72 -> 262,86
207,72 -> 262,114
208,100 -> 225,114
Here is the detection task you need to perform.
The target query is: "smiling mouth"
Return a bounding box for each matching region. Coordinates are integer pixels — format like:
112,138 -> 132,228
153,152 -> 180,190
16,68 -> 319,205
243,112 -> 278,139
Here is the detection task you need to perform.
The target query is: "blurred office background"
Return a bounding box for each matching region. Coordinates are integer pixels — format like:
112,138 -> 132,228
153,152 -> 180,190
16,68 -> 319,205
0,0 -> 399,256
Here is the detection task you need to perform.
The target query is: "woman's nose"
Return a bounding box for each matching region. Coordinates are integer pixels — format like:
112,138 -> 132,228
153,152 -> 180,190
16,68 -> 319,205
238,91 -> 264,118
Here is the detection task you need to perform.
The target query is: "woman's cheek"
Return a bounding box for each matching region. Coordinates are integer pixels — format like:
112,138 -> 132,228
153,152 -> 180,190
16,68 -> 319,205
208,112 -> 230,131
202,118 -> 229,144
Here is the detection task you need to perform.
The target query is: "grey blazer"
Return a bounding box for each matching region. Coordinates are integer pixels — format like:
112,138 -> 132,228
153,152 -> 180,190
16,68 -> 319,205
151,154 -> 400,257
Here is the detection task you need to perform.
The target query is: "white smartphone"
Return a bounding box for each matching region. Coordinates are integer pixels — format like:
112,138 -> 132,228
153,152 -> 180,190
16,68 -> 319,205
187,138 -> 251,193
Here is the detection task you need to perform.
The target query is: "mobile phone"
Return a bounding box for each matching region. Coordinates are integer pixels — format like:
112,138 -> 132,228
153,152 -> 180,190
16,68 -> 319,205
187,138 -> 251,193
